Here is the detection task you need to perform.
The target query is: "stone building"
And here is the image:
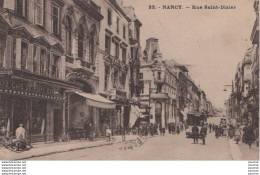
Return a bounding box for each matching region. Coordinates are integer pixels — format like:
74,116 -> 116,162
139,38 -> 178,128
0,0 -> 118,143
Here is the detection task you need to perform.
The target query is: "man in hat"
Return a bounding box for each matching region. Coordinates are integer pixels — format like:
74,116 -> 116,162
192,124 -> 199,144
200,124 -> 207,145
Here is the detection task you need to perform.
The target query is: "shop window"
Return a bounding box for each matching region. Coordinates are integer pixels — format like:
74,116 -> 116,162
122,47 -> 126,63
52,54 -> 60,78
115,42 -> 119,58
21,41 -> 28,70
52,4 -> 60,36
78,24 -> 84,59
16,0 -> 28,19
35,0 -> 45,27
31,100 -> 46,136
65,16 -> 72,56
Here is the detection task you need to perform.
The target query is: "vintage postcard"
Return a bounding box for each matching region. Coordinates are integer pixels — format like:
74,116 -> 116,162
0,0 -> 258,161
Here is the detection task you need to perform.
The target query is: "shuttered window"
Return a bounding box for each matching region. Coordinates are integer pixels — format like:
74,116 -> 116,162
35,0 -> 44,26
16,0 -> 27,18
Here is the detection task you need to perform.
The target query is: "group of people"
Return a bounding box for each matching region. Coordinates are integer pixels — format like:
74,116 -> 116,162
168,123 -> 183,135
191,124 -> 207,145
208,122 -> 258,149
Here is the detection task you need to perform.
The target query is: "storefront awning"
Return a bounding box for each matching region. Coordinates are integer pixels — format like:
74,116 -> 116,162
74,91 -> 116,109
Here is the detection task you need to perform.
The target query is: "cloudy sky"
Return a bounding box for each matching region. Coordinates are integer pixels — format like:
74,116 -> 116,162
123,0 -> 256,109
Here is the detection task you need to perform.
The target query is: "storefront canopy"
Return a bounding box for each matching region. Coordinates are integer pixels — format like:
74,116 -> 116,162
74,91 -> 116,109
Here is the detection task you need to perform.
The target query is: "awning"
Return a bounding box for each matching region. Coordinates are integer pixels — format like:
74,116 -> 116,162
74,91 -> 116,109
129,105 -> 145,128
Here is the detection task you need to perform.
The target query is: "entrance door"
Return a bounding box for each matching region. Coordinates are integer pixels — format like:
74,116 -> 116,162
54,109 -> 62,141
155,102 -> 162,125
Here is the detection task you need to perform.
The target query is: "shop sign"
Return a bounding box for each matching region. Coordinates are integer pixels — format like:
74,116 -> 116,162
0,78 -> 63,99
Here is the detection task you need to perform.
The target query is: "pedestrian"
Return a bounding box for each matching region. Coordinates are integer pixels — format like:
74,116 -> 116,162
192,124 -> 199,144
215,125 -> 219,138
242,124 -> 248,143
172,123 -> 176,134
256,127 -> 259,147
168,123 -> 172,134
247,125 -> 255,149
176,125 -> 180,135
105,127 -> 112,141
200,124 -> 207,145
162,126 -> 165,136
15,124 -> 27,150
209,123 -> 212,133
234,126 -> 242,144
159,124 -> 162,136
212,123 -> 215,132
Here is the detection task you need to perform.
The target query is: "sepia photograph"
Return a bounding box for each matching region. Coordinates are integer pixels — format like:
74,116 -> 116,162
0,0 -> 258,161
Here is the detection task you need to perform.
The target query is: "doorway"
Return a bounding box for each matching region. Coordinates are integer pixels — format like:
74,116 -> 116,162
54,109 -> 62,141
155,102 -> 162,125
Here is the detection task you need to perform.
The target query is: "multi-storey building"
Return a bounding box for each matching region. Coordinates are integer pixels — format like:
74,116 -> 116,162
139,38 -> 179,128
97,0 -> 142,135
0,0 -> 123,143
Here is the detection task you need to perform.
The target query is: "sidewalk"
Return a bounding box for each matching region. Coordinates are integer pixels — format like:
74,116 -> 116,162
229,138 -> 259,160
0,135 -> 140,160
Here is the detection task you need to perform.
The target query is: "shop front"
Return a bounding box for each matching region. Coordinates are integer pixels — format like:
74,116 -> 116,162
0,70 -> 75,143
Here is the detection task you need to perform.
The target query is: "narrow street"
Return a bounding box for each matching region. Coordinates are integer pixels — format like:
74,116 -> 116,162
27,131 -> 258,160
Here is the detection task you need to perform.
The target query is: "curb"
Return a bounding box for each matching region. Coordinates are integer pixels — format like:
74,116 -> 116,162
15,137 -> 144,160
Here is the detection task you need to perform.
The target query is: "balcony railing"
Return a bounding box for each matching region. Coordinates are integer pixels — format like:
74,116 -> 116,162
154,76 -> 165,83
75,58 -> 95,73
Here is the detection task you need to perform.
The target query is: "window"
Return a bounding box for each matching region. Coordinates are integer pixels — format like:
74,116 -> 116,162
21,41 -> 28,70
66,16 -> 72,55
140,82 -> 144,94
136,27 -> 140,42
114,70 -> 118,87
115,42 -> 119,58
40,48 -> 47,75
123,25 -> 126,39
78,24 -> 84,59
89,36 -> 94,63
104,66 -> 109,90
52,4 -> 60,36
131,47 -> 134,59
107,9 -> 112,25
157,72 -> 161,80
52,54 -> 60,78
122,47 -> 126,63
121,73 -> 126,88
16,0 -> 28,18
35,0 -> 44,27
157,84 -> 162,93
116,18 -> 119,34
139,73 -> 143,80
105,35 -> 111,52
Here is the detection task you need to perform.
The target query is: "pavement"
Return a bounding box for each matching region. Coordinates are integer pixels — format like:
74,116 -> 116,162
0,135 -> 141,160
0,131 -> 258,160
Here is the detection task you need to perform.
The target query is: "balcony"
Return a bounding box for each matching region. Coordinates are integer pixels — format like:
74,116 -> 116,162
75,58 -> 95,75
251,20 -> 259,44
150,92 -> 169,100
154,76 -> 165,84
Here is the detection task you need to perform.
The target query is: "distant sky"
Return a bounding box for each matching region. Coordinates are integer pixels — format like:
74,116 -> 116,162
123,0 -> 256,109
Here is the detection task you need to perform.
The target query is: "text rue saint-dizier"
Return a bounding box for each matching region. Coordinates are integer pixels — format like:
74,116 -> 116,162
148,5 -> 236,10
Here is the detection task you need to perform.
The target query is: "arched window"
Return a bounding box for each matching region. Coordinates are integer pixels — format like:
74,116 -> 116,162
78,24 -> 84,59
66,16 -> 72,55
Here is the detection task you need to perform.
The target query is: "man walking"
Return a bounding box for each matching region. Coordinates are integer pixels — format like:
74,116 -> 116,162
200,125 -> 207,145
209,123 -> 212,133
192,124 -> 199,144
